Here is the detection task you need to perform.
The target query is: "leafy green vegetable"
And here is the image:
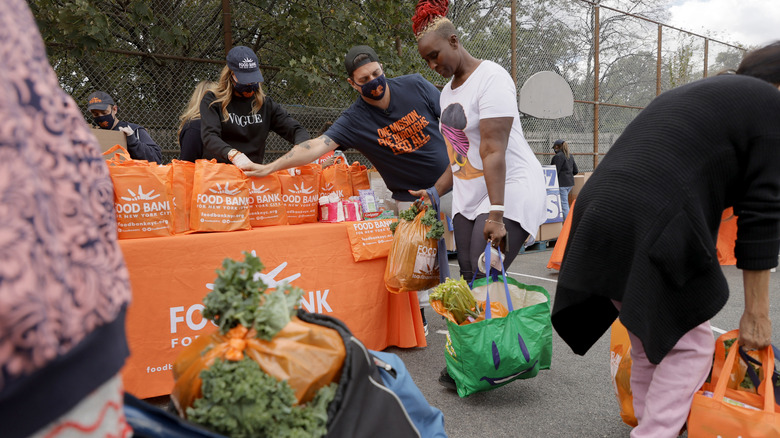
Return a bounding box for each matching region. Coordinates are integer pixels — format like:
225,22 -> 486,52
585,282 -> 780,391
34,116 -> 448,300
202,251 -> 303,340
187,357 -> 336,438
420,207 -> 445,240
390,200 -> 445,240
430,277 -> 479,324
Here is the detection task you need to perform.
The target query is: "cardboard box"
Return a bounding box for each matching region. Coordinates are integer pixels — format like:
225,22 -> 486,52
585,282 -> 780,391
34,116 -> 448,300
443,228 -> 456,252
536,221 -> 563,242
570,171 -> 593,204
90,127 -> 126,153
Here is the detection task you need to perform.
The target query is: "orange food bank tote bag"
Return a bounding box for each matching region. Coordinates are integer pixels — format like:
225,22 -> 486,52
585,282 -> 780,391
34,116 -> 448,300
108,161 -> 175,239
688,330 -> 780,437
190,160 -> 251,232
246,174 -> 287,227
278,164 -> 320,225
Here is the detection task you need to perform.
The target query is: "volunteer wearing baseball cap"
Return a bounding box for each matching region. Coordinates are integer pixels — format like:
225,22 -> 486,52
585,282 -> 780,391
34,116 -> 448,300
242,44 -> 450,336
244,44 -> 448,205
86,91 -> 163,163
199,45 -> 309,167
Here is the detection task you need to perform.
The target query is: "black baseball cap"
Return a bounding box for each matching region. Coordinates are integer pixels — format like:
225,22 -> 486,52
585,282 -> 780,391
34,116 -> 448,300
87,91 -> 115,111
226,46 -> 264,84
554,139 -> 565,146
344,45 -> 380,77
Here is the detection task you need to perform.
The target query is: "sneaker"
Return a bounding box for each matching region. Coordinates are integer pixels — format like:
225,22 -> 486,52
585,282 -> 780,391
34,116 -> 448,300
420,307 -> 428,337
438,366 -> 457,391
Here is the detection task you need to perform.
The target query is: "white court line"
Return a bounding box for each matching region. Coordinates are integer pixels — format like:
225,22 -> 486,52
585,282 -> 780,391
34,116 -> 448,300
445,262 -> 729,335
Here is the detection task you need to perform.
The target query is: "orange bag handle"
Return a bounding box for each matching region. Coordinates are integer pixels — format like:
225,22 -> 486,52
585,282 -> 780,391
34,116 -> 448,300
713,339 -> 775,413
103,144 -> 132,164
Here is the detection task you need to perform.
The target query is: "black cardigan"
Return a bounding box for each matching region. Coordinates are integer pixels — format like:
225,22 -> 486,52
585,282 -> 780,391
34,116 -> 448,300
552,75 -> 780,364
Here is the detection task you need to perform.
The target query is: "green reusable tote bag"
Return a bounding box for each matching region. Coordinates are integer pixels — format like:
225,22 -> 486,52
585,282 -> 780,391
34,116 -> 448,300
444,243 -> 553,398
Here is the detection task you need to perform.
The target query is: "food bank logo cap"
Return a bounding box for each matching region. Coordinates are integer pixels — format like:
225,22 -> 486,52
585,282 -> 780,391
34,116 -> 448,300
288,183 -> 315,195
120,185 -> 160,202
226,46 -> 264,84
209,182 -> 240,196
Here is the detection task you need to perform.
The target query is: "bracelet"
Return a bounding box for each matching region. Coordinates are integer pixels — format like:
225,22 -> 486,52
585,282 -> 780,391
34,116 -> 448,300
489,204 -> 505,212
485,219 -> 505,227
227,149 -> 239,161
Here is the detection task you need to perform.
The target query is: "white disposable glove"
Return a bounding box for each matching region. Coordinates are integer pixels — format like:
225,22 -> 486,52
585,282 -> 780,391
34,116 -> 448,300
117,126 -> 134,137
229,151 -> 254,170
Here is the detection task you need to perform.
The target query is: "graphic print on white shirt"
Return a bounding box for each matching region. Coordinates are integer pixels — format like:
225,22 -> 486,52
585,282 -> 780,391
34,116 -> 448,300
440,103 -> 483,180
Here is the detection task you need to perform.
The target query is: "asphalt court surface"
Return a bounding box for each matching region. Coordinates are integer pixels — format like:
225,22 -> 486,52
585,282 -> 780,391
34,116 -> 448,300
384,247 -> 780,438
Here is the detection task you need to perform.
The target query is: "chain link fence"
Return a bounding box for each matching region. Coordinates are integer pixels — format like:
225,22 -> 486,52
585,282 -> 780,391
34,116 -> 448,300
40,0 -> 746,171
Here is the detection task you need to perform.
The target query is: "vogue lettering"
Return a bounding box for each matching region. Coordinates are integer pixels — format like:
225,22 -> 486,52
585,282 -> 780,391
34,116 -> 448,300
227,112 -> 263,127
376,110 -> 431,155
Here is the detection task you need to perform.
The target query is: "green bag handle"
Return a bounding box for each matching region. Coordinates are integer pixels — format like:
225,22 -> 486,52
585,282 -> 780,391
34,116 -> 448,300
481,241 -> 514,318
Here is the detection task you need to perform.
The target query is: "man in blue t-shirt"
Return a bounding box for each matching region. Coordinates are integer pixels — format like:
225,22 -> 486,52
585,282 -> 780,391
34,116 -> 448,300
244,45 -> 448,203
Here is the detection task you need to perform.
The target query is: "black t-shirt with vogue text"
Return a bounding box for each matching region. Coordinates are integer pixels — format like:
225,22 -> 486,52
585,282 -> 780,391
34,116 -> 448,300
200,92 -> 310,163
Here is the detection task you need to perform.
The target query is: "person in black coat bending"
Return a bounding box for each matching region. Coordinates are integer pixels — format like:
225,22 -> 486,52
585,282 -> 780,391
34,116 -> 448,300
553,41 -> 780,437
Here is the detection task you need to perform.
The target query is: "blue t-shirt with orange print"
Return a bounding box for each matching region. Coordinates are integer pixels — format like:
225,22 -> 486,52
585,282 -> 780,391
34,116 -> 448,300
326,74 -> 448,201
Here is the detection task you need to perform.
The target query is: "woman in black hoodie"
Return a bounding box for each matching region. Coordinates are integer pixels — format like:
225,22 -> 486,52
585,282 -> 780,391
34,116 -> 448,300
200,45 -> 310,168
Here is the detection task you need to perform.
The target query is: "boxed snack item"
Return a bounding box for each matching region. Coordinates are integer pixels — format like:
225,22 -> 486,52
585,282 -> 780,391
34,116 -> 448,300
342,199 -> 362,222
358,189 -> 379,215
319,193 -> 344,223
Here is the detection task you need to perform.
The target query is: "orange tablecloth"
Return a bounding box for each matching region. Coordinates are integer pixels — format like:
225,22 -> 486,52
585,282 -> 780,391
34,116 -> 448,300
547,205 -> 738,270
119,222 -> 426,399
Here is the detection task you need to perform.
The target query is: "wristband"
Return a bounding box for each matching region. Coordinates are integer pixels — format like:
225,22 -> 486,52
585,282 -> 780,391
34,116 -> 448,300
489,204 -> 505,212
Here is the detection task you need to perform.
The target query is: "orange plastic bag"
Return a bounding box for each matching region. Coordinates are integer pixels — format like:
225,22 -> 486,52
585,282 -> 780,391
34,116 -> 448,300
170,318 -> 345,416
384,204 -> 439,293
688,334 -> 780,437
349,161 -> 370,195
247,174 -> 287,227
609,319 -> 638,427
189,159 -> 251,232
320,156 -> 352,199
278,164 -> 320,225
430,299 -> 508,325
108,161 -> 175,239
170,160 -> 195,234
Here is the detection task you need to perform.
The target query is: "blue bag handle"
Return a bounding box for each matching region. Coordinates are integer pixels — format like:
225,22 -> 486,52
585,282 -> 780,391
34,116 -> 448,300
426,187 -> 450,283
737,345 -> 780,405
478,241 -> 515,320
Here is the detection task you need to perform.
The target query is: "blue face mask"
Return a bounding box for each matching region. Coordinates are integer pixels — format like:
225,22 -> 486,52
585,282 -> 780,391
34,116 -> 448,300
360,74 -> 387,101
94,113 -> 115,129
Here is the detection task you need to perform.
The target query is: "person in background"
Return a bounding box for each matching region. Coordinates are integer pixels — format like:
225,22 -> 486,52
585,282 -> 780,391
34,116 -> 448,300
411,0 -> 547,388
200,45 -> 310,168
87,90 -> 163,163
550,139 -> 578,221
552,41 -> 780,437
243,45 -> 451,335
178,80 -> 217,162
1,1 -> 134,437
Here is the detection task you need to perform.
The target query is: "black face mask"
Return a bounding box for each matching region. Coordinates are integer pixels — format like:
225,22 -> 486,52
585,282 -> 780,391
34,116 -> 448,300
233,81 -> 260,96
94,113 -> 115,129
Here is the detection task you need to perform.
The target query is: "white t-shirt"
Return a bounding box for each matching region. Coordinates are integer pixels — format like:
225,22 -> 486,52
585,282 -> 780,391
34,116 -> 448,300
439,60 -> 547,239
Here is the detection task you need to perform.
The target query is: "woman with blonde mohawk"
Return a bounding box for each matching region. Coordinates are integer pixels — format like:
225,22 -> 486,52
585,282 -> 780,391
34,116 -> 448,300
409,0 -> 547,390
